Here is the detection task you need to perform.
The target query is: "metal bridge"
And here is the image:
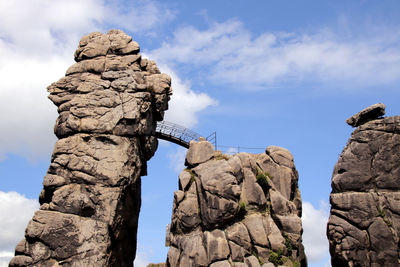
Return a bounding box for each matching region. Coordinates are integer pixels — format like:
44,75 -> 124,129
156,121 -> 216,149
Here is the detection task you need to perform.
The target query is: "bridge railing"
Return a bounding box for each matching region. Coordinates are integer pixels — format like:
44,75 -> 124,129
156,121 -> 216,149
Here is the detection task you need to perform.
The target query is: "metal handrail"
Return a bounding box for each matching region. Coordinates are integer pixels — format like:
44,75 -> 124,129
156,121 -> 216,149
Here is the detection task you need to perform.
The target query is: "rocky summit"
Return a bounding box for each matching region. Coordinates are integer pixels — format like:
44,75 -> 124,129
327,104 -> 400,266
166,140 -> 307,267
9,30 -> 171,267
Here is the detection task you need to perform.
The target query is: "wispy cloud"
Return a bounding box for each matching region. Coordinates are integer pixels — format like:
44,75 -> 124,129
152,19 -> 400,89
225,146 -> 239,155
157,64 -> 217,128
302,200 -> 330,265
167,146 -> 187,173
103,0 -> 176,35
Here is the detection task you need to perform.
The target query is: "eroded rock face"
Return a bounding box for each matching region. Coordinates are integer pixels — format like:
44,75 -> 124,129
327,104 -> 400,266
9,30 -> 171,267
166,141 -> 306,267
345,103 -> 385,127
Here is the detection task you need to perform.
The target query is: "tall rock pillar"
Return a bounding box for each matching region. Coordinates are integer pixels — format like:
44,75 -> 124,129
327,104 -> 400,266
9,30 -> 171,267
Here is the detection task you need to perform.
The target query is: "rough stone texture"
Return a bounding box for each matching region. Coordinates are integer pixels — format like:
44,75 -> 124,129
166,141 -> 306,266
345,103 -> 385,127
185,140 -> 215,166
9,30 -> 171,267
327,107 -> 400,266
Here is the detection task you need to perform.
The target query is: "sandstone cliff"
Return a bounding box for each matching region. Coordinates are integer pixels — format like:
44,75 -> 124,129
327,103 -> 400,266
9,30 -> 171,267
166,140 -> 306,267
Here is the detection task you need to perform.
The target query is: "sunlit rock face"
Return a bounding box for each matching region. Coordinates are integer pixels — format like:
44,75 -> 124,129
327,104 -> 400,267
9,30 -> 171,267
166,141 -> 307,267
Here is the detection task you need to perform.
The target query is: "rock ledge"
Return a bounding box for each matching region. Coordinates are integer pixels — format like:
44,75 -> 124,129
345,103 -> 385,127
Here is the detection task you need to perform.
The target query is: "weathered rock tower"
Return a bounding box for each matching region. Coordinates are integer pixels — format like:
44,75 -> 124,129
9,30 -> 171,266
327,103 -> 400,266
166,141 -> 307,267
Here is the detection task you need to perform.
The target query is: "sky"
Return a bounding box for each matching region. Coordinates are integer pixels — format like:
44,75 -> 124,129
0,0 -> 400,266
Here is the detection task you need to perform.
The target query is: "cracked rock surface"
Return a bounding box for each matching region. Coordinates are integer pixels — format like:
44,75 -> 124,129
327,104 -> 400,267
166,141 -> 306,267
9,30 -> 171,267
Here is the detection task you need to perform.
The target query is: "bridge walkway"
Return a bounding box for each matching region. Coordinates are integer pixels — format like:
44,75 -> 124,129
155,121 -> 216,149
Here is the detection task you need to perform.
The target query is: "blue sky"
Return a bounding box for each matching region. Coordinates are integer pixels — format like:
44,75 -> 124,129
1,0 -> 400,266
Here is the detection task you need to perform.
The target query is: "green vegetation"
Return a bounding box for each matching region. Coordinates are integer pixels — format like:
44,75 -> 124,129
292,260 -> 300,267
256,167 -> 272,192
251,251 -> 264,265
266,201 -> 271,214
238,201 -> 247,219
184,168 -> 196,184
215,154 -> 229,160
284,234 -> 293,255
268,249 -> 284,266
259,201 -> 272,215
377,205 -> 393,227
260,204 -> 267,215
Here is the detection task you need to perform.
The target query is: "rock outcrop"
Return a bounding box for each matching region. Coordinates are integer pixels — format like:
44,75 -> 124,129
9,30 -> 171,267
327,104 -> 400,266
166,141 -> 306,267
345,103 -> 385,127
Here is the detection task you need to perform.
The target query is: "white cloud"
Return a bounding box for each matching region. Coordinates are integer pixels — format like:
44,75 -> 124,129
133,247 -> 151,267
225,147 -> 239,155
0,0 -> 104,56
0,191 -> 39,265
0,251 -> 14,267
103,0 -> 176,35
134,253 -> 150,267
0,0 -> 174,50
158,64 -> 217,128
152,19 -> 400,89
302,200 -> 330,264
0,0 -> 177,160
167,147 -> 187,173
0,0 -> 103,161
0,53 -> 66,161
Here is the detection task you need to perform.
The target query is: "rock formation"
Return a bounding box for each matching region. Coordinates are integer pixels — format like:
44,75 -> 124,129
327,103 -> 400,266
166,140 -> 307,267
9,30 -> 171,267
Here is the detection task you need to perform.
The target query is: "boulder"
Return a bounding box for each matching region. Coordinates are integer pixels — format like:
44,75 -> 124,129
243,214 -> 269,247
185,140 -> 215,166
205,230 -> 230,263
245,255 -> 261,267
345,103 -> 385,127
225,223 -> 252,252
210,261 -> 232,267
